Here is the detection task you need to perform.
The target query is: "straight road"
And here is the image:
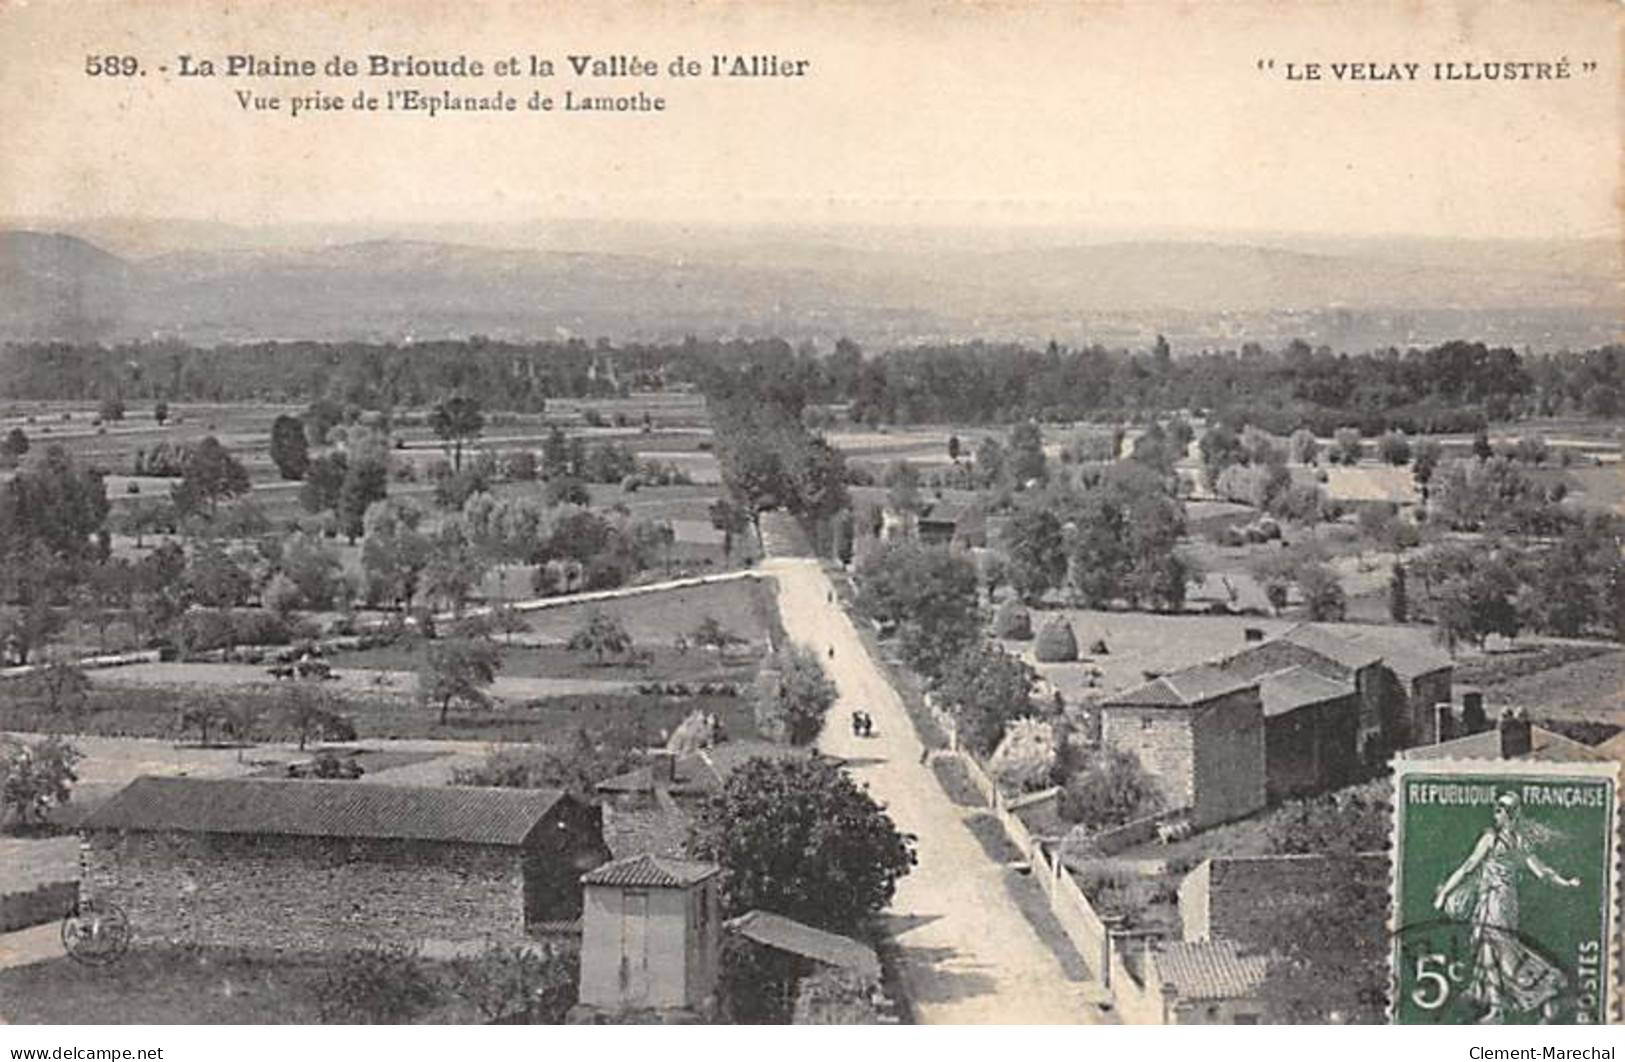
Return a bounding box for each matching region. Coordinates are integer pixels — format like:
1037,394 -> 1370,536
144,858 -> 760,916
765,556 -> 1103,1024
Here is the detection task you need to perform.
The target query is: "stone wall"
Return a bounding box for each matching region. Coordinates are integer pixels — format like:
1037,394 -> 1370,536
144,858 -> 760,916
83,830 -> 528,951
1263,693 -> 1359,802
1188,688 -> 1266,828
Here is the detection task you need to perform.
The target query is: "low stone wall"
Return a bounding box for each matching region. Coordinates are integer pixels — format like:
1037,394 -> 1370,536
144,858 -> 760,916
0,879 -> 78,932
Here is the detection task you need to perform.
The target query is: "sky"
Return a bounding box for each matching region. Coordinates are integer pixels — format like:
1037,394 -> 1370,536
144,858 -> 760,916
0,0 -> 1618,243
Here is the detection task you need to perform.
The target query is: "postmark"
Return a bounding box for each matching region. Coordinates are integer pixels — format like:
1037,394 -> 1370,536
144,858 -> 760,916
1391,759 -> 1619,1025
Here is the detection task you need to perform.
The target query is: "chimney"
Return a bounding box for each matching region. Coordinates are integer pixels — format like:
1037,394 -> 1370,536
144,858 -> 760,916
1434,703 -> 1456,744
1243,627 -> 1265,643
647,748 -> 678,784
1497,708 -> 1531,760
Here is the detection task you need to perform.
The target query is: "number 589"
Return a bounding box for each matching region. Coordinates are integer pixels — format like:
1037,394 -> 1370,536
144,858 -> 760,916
85,55 -> 140,76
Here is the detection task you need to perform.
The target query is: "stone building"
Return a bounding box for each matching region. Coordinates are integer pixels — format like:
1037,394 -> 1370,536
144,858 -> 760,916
80,776 -> 610,951
1101,663 -> 1267,829
577,853 -> 722,1017
1256,666 -> 1360,800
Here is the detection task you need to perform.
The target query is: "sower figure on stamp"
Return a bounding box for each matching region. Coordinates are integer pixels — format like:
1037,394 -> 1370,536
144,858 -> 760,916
1432,790 -> 1581,1024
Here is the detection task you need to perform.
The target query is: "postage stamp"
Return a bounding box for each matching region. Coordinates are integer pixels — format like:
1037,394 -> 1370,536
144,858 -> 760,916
1391,759 -> 1620,1025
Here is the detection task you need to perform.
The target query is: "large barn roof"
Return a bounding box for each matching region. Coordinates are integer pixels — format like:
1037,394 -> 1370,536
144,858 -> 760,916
82,777 -> 570,847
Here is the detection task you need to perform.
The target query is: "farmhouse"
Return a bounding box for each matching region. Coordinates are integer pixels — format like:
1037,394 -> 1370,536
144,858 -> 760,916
1220,623 -> 1453,762
81,776 -> 610,952
1101,663 -> 1266,829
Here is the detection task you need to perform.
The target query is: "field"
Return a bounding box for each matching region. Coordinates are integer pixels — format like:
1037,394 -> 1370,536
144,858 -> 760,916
1462,645 -> 1625,726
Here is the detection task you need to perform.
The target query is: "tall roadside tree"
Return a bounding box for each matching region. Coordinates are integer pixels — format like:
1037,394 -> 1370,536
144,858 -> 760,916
418,637 -> 502,725
689,755 -> 916,933
430,394 -> 485,472
854,540 -> 980,682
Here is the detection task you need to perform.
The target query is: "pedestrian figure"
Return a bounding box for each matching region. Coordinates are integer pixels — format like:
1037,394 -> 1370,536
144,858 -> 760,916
828,645 -> 835,660
860,712 -> 874,738
919,746 -> 930,765
850,710 -> 863,737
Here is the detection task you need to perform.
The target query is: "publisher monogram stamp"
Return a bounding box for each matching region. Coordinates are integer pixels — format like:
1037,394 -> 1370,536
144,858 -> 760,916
1392,760 -> 1619,1025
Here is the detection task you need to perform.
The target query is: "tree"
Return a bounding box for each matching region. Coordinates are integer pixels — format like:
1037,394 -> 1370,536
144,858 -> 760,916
1296,561 -> 1347,621
566,609 -> 632,665
883,459 -> 923,528
947,434 -> 961,462
691,615 -> 744,656
98,396 -> 125,422
25,650 -> 89,717
0,444 -> 110,563
1472,430 -> 1494,462
361,499 -> 431,609
854,540 -> 980,682
1289,428 -> 1319,465
934,641 -> 1037,757
988,717 -> 1057,794
280,683 -> 356,751
279,531 -> 346,610
757,645 -> 837,746
0,736 -> 83,828
1058,747 -> 1161,830
177,697 -> 232,746
1332,428 -> 1364,466
429,394 -> 486,472
974,435 -> 1006,486
1412,437 -> 1442,491
418,638 -> 502,725
1377,431 -> 1412,466
170,436 -> 249,518
689,756 -> 916,933
1388,563 -> 1409,623
300,451 -> 349,514
2,427 -> 28,461
153,400 -> 169,426
709,497 -> 749,565
270,414 -> 310,480
1001,504 -> 1066,604
337,453 -> 390,542
421,516 -> 488,614
1007,421 -> 1046,485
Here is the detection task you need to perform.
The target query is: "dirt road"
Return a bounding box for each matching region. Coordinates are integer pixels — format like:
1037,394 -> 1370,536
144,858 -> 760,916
764,557 -> 1103,1024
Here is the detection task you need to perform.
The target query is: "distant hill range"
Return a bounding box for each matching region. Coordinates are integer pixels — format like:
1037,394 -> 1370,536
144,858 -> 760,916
0,223 -> 1617,351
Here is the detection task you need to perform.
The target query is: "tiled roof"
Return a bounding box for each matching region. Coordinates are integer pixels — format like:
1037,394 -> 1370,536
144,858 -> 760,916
602,805 -> 694,861
727,910 -> 881,982
1258,666 -> 1355,718
1399,726 -> 1611,764
81,776 -> 568,846
581,852 -> 719,888
1155,940 -> 1269,1002
1107,663 -> 1257,709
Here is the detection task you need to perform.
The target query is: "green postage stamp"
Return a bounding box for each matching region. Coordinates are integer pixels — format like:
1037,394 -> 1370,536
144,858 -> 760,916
1391,759 -> 1619,1025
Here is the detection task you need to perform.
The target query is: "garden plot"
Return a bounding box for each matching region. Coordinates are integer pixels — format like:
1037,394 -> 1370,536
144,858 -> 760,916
1321,464 -> 1418,504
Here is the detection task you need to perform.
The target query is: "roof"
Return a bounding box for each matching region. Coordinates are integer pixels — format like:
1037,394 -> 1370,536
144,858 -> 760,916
1106,662 -> 1257,709
1281,623 -> 1452,681
1599,731 -> 1625,760
727,910 -> 881,982
581,852 -> 720,889
602,804 -> 695,861
1399,725 -> 1612,764
81,777 -> 570,846
1155,940 -> 1269,1002
1278,625 -> 1384,672
1258,666 -> 1355,718
594,754 -> 718,797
